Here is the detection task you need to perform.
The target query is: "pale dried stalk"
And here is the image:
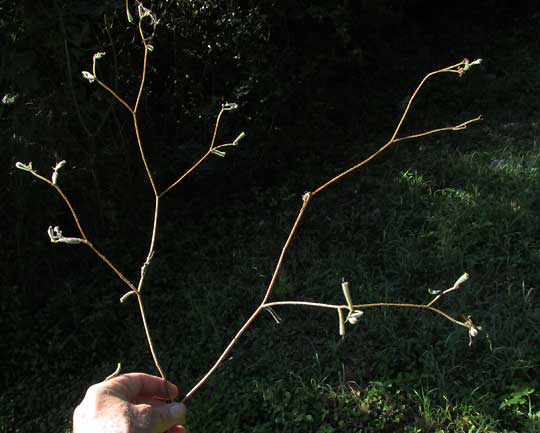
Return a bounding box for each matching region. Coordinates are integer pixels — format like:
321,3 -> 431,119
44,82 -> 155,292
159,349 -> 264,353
16,2 -> 242,388
181,59 -> 482,402
18,46 -> 481,404
263,301 -> 468,329
20,0 -> 486,403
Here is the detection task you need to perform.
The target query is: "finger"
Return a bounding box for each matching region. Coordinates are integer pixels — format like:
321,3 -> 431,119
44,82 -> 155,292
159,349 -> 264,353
134,397 -> 173,406
109,373 -> 179,401
168,425 -> 186,433
136,401 -> 186,433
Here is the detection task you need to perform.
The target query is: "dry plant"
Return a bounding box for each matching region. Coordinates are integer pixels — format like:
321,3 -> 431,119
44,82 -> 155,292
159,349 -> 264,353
16,1 -> 484,405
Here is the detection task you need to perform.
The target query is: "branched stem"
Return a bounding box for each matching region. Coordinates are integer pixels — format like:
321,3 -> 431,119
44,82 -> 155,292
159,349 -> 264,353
84,8 -> 235,384
312,61 -> 479,196
20,14 -> 483,408
182,192 -> 312,403
27,7 -> 168,383
182,59 -> 482,402
93,10 -> 235,382
21,170 -> 137,292
19,1 -> 243,393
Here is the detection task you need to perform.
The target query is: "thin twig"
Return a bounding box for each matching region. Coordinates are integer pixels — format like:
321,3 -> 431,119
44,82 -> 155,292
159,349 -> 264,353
94,78 -> 133,113
134,22 -> 149,114
263,300 -> 469,329
392,116 -> 482,144
160,107 -> 226,197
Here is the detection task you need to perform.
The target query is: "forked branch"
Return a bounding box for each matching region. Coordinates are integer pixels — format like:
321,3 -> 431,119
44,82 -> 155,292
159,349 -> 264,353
181,58 -> 483,403
16,0 -> 484,408
16,2 -> 245,388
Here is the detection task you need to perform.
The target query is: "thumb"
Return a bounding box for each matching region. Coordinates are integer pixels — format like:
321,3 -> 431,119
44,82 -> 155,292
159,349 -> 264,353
150,402 -> 187,432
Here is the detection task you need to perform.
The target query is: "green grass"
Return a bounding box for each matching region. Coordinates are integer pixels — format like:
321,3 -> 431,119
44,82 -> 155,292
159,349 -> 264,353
3,19 -> 540,433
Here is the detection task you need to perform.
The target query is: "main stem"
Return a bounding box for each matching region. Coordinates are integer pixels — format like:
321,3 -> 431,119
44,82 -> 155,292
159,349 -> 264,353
182,193 -> 312,403
136,292 -> 167,379
130,37 -> 165,380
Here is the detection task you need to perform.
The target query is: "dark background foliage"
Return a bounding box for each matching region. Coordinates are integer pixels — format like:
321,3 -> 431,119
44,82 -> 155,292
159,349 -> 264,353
4,0 -> 536,292
2,1 -> 540,432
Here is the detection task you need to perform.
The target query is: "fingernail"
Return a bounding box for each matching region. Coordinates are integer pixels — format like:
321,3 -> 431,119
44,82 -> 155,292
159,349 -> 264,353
169,402 -> 186,421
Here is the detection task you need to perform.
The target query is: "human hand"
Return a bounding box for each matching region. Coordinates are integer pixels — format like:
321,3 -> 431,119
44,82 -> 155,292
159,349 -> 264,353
73,373 -> 186,433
